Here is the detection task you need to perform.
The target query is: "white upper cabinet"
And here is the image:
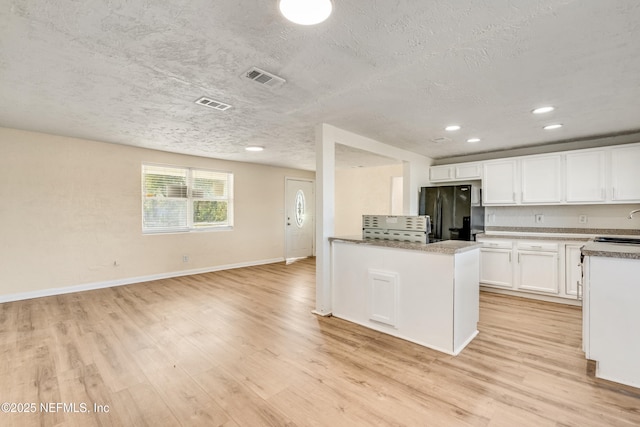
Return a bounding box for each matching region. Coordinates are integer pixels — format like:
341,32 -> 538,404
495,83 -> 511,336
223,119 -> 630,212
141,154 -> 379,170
429,165 -> 454,181
454,163 -> 482,180
430,162 -> 481,182
610,145 -> 640,202
565,150 -> 606,203
433,142 -> 640,205
483,160 -> 518,205
521,155 -> 563,204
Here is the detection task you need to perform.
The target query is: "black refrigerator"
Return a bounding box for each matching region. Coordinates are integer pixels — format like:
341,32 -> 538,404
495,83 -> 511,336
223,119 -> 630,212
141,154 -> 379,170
418,185 -> 484,242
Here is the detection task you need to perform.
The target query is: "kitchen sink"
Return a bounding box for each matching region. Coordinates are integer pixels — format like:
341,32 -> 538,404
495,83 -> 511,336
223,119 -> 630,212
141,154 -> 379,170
594,236 -> 640,245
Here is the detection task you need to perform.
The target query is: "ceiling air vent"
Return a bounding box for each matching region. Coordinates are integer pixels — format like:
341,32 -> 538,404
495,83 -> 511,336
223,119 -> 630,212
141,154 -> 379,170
243,67 -> 286,88
431,137 -> 451,144
195,96 -> 232,111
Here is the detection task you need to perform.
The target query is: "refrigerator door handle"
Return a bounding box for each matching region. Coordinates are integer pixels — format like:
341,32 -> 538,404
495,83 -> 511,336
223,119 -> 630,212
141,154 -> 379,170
437,195 -> 443,239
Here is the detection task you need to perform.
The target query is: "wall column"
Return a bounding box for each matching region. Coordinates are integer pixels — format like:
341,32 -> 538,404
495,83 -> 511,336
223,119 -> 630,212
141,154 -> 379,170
314,123 -> 335,315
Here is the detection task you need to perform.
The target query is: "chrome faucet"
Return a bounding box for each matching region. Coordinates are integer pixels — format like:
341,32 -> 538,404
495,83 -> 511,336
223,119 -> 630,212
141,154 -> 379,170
629,209 -> 640,219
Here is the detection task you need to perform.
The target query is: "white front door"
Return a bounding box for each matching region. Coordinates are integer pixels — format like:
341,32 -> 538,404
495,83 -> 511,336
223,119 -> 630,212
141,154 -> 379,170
285,178 -> 315,261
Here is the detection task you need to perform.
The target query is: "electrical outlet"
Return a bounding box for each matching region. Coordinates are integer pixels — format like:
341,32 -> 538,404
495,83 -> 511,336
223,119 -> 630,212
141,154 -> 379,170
579,215 -> 587,224
535,214 -> 544,224
182,255 -> 189,263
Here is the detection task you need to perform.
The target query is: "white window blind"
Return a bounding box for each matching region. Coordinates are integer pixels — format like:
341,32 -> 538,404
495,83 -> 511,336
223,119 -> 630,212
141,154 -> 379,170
142,164 -> 233,233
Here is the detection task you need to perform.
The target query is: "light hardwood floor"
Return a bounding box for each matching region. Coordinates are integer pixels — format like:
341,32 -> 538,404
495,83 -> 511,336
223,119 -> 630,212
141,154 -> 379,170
1,257 -> 639,426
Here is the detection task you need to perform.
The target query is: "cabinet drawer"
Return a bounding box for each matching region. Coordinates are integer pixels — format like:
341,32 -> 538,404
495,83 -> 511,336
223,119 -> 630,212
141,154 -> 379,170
478,240 -> 513,249
517,241 -> 558,252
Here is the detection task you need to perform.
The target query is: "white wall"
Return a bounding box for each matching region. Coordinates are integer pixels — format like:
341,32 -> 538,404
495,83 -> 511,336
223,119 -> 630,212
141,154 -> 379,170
0,127 -> 314,300
487,204 -> 640,230
335,164 -> 403,236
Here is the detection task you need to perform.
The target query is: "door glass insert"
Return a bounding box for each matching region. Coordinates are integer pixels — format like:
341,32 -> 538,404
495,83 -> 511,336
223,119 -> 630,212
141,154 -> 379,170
295,190 -> 305,227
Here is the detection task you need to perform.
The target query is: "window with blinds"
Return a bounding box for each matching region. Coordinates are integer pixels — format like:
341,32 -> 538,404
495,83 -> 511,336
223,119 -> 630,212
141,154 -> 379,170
142,164 -> 233,233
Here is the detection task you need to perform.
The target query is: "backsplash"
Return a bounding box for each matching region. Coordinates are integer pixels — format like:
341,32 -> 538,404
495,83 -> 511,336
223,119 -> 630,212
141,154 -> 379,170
486,204 -> 640,230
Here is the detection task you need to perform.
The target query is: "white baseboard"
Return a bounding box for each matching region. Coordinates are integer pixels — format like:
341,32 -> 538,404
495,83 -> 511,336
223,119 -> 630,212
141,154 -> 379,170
480,286 -> 582,306
0,257 -> 285,304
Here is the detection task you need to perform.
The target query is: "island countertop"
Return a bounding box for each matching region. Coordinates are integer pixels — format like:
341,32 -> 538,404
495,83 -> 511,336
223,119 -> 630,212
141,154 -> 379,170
329,236 -> 481,255
581,241 -> 640,260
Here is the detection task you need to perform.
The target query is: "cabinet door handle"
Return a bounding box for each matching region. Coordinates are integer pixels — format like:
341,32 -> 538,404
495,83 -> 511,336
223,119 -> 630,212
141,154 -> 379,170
518,253 -> 520,263
577,281 -> 582,301
530,245 -> 542,249
509,252 -> 512,263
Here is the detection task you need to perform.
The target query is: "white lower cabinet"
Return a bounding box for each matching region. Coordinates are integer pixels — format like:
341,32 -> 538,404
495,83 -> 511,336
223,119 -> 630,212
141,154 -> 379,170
478,237 -> 582,302
565,244 -> 583,297
479,241 -> 513,288
584,255 -> 640,388
515,243 -> 559,294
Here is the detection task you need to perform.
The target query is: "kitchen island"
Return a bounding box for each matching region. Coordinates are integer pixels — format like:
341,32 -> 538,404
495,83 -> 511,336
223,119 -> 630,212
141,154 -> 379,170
330,236 -> 481,355
582,239 -> 640,388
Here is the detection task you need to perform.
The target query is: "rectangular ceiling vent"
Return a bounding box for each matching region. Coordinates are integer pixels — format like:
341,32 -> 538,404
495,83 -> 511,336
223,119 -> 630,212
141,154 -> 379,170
431,137 -> 451,144
243,67 -> 286,89
195,96 -> 232,111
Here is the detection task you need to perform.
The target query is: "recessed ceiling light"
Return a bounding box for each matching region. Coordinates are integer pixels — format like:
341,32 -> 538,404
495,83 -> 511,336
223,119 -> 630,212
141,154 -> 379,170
532,106 -> 555,114
467,138 -> 481,143
245,146 -> 264,152
279,0 -> 332,25
445,125 -> 461,131
543,124 -> 563,130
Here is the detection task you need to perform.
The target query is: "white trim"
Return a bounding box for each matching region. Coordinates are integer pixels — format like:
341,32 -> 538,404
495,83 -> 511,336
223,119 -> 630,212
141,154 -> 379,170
0,257 -> 284,304
311,310 -> 332,317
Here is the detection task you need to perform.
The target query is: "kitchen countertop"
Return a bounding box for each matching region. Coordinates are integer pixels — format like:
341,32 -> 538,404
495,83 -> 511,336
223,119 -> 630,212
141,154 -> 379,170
485,226 -> 640,236
477,233 -> 591,242
329,236 -> 481,255
581,241 -> 640,260
479,227 -> 640,260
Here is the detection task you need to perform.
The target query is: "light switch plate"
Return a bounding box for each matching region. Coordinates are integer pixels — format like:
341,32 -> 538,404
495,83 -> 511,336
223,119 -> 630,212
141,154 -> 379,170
535,214 -> 544,224
579,215 -> 588,224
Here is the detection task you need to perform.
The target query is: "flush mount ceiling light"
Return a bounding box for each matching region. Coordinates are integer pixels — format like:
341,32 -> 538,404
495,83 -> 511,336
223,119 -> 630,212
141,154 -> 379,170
543,124 -> 563,130
445,125 -> 461,131
279,0 -> 333,25
532,106 -> 555,114
245,146 -> 264,152
467,138 -> 481,143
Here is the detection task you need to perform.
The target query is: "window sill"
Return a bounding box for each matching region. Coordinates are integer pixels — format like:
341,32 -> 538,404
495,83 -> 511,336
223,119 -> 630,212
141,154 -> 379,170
143,226 -> 233,235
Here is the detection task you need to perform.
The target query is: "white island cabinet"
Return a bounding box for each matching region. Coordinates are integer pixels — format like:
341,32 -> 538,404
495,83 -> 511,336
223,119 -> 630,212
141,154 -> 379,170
583,242 -> 640,388
330,237 -> 481,356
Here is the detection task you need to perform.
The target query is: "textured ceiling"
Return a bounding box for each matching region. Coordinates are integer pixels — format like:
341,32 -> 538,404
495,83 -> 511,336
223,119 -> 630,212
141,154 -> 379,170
1,1 -> 640,170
